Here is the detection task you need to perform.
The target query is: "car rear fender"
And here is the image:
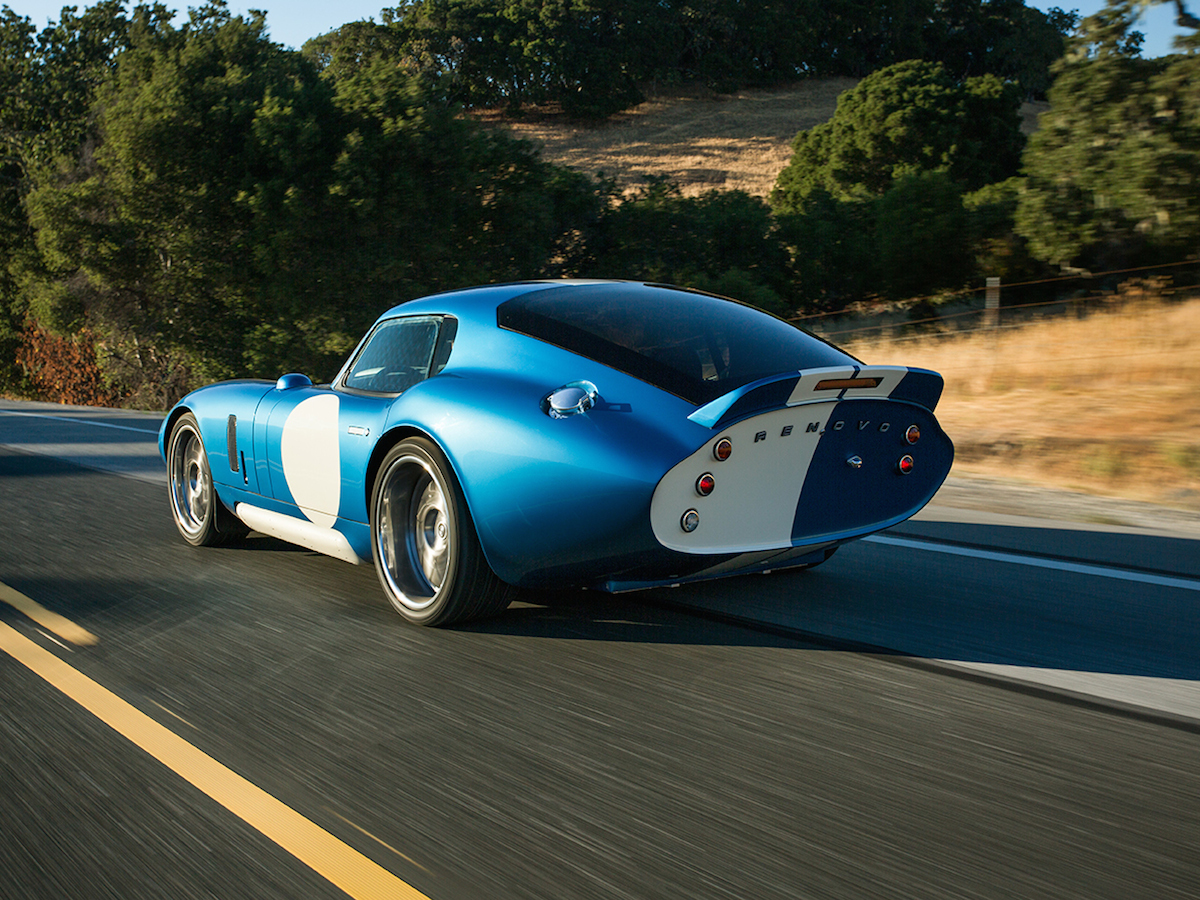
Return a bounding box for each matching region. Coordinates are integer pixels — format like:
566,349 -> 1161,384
377,368 -> 702,586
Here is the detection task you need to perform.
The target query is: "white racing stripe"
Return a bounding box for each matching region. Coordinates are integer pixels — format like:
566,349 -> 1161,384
866,534 -> 1200,593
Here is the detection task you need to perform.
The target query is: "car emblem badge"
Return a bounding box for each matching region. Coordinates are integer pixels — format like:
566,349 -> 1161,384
846,455 -> 863,469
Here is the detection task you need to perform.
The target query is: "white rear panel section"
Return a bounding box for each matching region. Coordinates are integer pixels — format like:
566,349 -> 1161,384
650,403 -> 837,553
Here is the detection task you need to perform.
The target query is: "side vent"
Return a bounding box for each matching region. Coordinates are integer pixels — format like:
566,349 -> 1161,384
226,415 -> 239,472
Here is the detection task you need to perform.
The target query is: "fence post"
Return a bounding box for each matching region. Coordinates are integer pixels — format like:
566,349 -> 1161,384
984,277 -> 1001,329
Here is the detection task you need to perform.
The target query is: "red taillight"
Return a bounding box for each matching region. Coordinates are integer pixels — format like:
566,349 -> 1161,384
713,438 -> 732,462
897,455 -> 915,475
905,425 -> 921,445
695,473 -> 715,496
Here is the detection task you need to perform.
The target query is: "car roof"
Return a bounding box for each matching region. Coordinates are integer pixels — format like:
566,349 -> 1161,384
378,280 -> 629,320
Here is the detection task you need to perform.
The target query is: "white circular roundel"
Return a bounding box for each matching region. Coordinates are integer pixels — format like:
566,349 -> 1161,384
281,394 -> 340,529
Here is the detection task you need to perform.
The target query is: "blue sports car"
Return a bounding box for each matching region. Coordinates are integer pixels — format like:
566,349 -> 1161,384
160,281 -> 953,625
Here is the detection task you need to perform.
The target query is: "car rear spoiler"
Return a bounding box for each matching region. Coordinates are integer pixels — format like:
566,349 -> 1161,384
687,366 -> 944,430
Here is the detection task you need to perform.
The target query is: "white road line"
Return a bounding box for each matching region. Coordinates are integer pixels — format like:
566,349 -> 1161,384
0,408 -> 161,435
867,534 -> 1200,592
932,660 -> 1200,722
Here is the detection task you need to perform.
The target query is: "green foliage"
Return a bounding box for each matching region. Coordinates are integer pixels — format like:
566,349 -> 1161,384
24,5 -> 319,392
1,2 -> 173,393
876,171 -> 971,299
772,60 -> 1025,210
568,179 -> 794,313
0,207 -> 27,394
923,0 -> 1077,99
303,1 -> 1072,120
303,54 -> 601,331
772,59 -> 1028,305
300,13 -> 407,83
656,0 -> 830,88
775,189 -> 878,310
0,0 -> 1149,405
368,0 -> 648,118
1015,3 -> 1200,270
781,171 -> 990,307
962,178 -> 1043,282
7,1 -> 611,403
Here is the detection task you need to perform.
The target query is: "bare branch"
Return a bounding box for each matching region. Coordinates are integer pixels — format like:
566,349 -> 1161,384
1173,0 -> 1200,29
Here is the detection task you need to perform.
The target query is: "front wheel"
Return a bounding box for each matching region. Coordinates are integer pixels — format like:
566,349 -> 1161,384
166,412 -> 247,547
371,437 -> 513,626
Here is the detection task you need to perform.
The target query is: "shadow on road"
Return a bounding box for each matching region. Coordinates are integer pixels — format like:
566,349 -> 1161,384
467,517 -> 1200,683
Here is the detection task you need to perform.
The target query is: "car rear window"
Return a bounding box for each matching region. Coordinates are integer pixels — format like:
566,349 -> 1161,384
497,283 -> 857,405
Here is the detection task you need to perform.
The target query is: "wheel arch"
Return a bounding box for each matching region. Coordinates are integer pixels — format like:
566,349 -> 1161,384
364,425 -> 446,522
159,404 -> 194,461
364,423 -> 523,588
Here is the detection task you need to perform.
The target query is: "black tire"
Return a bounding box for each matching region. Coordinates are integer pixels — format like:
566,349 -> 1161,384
370,437 -> 513,626
166,412 -> 248,547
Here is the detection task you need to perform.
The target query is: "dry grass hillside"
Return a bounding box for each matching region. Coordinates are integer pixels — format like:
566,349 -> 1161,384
490,78 -> 1048,198
842,292 -> 1200,511
491,79 -> 858,197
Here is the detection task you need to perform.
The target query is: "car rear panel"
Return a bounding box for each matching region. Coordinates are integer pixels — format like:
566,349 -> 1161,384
650,367 -> 953,555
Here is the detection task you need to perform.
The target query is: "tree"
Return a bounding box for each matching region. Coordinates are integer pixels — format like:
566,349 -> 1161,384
811,0 -> 934,77
1,2 -> 169,393
924,0 -> 1078,99
962,177 -> 1043,283
570,179 -> 795,313
304,1 -> 1071,120
1015,1 -> 1200,270
23,4 -> 330,397
375,0 -> 650,117
771,60 -> 1025,210
19,2 -> 605,403
775,188 -> 878,310
876,171 -> 972,299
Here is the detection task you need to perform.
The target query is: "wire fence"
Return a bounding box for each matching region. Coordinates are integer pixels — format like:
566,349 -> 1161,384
791,258 -> 1200,345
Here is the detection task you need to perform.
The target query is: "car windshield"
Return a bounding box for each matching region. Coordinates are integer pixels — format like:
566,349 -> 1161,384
497,283 -> 857,405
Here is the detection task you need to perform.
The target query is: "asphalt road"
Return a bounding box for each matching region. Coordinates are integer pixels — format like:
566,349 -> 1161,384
2,399 -> 1199,900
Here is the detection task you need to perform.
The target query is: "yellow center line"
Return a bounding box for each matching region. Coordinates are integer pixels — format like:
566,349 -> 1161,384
0,581 -> 98,646
0,616 -> 432,900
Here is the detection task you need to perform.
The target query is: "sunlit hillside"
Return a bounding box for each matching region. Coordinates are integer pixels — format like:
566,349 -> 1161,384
488,79 -> 1047,198
841,292 -> 1200,510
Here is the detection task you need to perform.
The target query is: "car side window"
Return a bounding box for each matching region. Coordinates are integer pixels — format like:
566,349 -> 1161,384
342,316 -> 442,394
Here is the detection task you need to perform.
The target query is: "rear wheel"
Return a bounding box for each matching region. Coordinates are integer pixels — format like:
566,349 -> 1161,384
167,413 -> 247,546
371,437 -> 512,626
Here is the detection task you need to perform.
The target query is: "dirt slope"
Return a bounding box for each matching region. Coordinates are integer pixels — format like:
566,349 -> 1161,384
490,78 -> 1047,199
490,78 -> 858,197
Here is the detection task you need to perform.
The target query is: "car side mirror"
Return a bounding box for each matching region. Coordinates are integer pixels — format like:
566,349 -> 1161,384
275,373 -> 313,390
